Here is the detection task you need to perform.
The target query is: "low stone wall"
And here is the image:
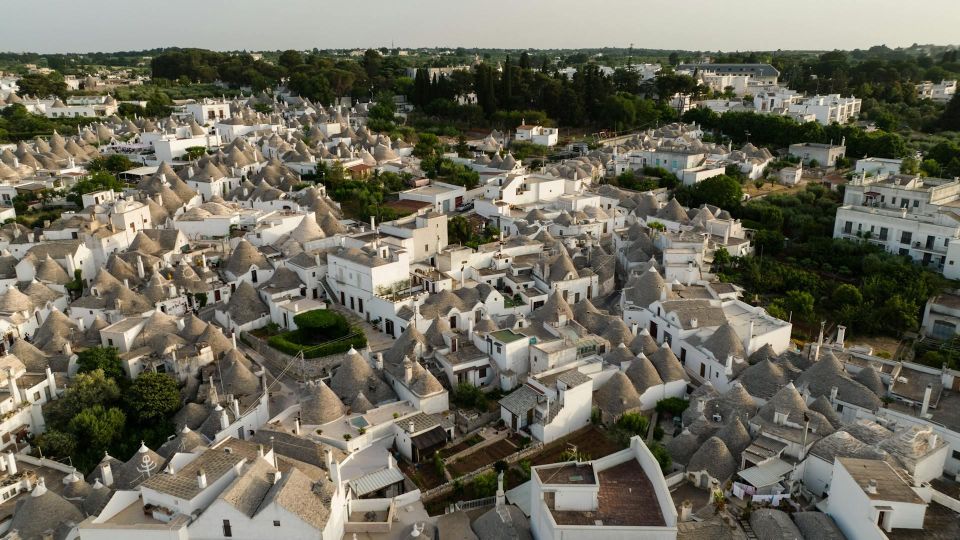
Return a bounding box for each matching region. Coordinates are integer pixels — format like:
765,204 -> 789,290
242,332 -> 347,382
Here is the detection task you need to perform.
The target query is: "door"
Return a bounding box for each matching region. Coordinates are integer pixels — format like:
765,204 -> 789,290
649,321 -> 658,340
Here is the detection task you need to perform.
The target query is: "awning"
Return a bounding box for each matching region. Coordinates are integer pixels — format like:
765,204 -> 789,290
737,458 -> 793,488
348,467 -> 405,497
411,425 -> 448,450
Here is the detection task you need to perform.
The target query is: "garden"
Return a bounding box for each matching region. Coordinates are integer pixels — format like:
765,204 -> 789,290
266,309 -> 367,358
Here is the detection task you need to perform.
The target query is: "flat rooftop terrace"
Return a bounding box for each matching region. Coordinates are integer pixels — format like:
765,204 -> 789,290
543,460 -> 666,527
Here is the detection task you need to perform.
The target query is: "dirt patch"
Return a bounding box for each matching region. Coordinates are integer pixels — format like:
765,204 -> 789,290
529,425 -> 626,466
438,434 -> 483,459
398,459 -> 445,491
447,438 -> 518,477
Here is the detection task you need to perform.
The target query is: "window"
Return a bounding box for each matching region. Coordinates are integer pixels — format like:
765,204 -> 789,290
879,227 -> 888,241
478,367 -> 488,379
32,391 -> 40,401
223,520 -> 233,537
914,200 -> 920,208
495,344 -> 502,354
843,221 -> 852,234
108,338 -> 114,347
273,521 -> 281,527
358,299 -> 364,313
900,231 -> 912,245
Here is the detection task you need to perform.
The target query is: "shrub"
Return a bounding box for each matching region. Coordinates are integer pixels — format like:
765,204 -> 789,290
293,309 -> 350,338
655,397 -> 690,417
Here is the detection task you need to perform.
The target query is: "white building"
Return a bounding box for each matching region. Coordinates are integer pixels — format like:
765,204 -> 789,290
833,174 -> 960,275
398,181 -> 466,214
789,142 -> 846,168
916,80 -> 957,103
827,457 -> 928,539
515,124 -> 559,147
530,435 -> 678,540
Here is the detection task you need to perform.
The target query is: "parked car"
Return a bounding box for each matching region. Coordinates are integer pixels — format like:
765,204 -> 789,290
455,202 -> 474,212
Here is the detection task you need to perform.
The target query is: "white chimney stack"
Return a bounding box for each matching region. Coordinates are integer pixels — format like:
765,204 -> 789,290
5,452 -> 17,475
100,461 -> 113,487
197,469 -> 207,489
921,384 -> 933,417
837,325 -> 846,348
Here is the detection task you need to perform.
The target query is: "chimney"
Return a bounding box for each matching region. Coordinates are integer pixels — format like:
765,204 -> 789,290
136,256 -> 145,278
690,318 -> 698,329
231,398 -> 241,418
375,352 -> 384,371
217,404 -> 230,430
257,444 -> 265,459
100,461 -> 113,487
272,470 -> 282,485
62,342 -> 72,357
679,500 -> 693,522
5,368 -> 20,405
921,384 -> 933,416
408,419 -> 416,433
866,479 -> 878,494
325,448 -> 333,473
404,358 -> 413,383
830,386 -> 839,403
197,469 -> 208,489
5,452 -> 17,475
631,322 -> 638,335
696,399 -> 706,413
836,325 -> 846,348
294,417 -> 301,435
467,317 -> 474,341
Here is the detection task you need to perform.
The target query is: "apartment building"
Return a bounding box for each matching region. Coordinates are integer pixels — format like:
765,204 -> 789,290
833,174 -> 960,276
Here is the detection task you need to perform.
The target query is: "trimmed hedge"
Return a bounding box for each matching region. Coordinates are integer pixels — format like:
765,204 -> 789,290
268,328 -> 367,359
293,309 -> 350,340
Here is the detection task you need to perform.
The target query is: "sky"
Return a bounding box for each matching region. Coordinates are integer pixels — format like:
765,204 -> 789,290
1,0 -> 957,54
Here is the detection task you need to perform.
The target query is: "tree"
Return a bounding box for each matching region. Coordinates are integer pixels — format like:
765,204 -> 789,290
616,412 -> 649,436
278,50 -> 304,71
448,215 -> 472,245
16,73 -> 67,98
712,246 -> 732,273
76,347 -> 125,380
783,290 -> 816,324
46,369 -> 121,427
87,154 -> 134,175
69,404 -> 126,452
687,175 -> 743,209
126,372 -> 182,423
940,93 -> 960,131
832,283 -> 863,309
35,429 -> 78,459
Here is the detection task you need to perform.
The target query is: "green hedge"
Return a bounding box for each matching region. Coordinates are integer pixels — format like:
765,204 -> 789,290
268,328 -> 367,359
293,309 -> 350,339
